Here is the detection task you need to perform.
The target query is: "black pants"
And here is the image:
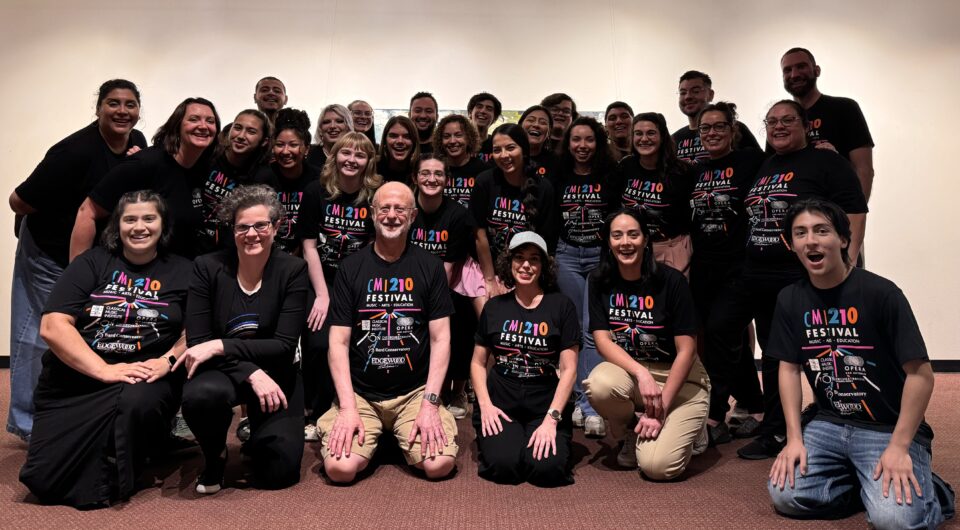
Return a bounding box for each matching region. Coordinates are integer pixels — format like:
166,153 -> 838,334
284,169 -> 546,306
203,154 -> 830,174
181,364 -> 304,490
302,284 -> 334,419
448,291 -> 477,382
472,372 -> 573,487
690,260 -> 763,422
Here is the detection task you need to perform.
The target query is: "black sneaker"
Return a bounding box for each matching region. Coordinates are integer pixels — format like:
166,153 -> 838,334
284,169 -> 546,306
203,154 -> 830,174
196,450 -> 227,494
708,422 -> 732,446
235,417 -> 250,443
730,417 -> 761,438
737,435 -> 785,460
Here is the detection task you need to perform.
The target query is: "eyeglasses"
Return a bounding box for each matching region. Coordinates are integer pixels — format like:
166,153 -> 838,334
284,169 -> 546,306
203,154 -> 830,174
375,205 -> 415,216
417,170 -> 446,178
698,122 -> 731,134
550,107 -> 573,117
234,221 -> 273,235
763,116 -> 801,128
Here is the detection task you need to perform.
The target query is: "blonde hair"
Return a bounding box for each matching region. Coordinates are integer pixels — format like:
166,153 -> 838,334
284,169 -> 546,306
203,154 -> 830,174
313,104 -> 354,148
319,132 -> 383,205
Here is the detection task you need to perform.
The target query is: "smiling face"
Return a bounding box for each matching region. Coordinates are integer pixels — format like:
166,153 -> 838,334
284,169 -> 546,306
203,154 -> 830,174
781,51 -> 819,98
180,103 -> 217,151
97,88 -> 140,138
632,120 -> 661,158
273,129 -> 307,171
492,133 -> 524,176
349,101 -> 374,132
698,110 -> 733,158
605,106 -> 632,143
416,159 -> 446,199
320,110 -> 347,148
469,99 -> 497,130
336,143 -> 370,182
678,78 -> 713,118
119,200 -> 162,258
789,210 -> 848,282
233,204 -> 277,258
373,183 -> 416,242
765,103 -> 807,154
228,113 -> 267,158
609,213 -> 646,271
548,100 -> 574,137
409,96 -> 437,135
386,123 -> 414,162
510,245 -> 543,288
254,79 -> 287,113
521,110 -> 550,151
441,121 -> 467,161
568,124 -> 597,166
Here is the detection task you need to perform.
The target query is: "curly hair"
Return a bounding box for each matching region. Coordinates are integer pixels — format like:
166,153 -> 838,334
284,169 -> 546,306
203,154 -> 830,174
433,114 -> 480,161
100,190 -> 172,254
495,243 -> 558,292
320,132 -> 383,205
217,184 -> 285,227
274,108 -> 312,144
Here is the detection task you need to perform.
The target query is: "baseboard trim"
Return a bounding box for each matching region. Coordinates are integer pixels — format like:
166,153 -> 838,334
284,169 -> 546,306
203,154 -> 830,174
754,359 -> 960,373
0,357 -> 7,369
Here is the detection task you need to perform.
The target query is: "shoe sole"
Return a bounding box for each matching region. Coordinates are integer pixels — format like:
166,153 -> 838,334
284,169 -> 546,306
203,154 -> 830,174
196,483 -> 222,494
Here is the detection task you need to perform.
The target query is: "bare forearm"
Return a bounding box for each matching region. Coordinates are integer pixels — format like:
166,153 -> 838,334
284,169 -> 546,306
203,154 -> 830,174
69,199 -> 100,262
848,213 -> 866,262
779,361 -> 804,443
425,319 -> 451,396
470,346 -> 493,407
660,345 -> 695,409
550,349 -> 578,411
475,229 -> 495,281
301,241 -> 329,296
40,314 -> 108,379
9,191 -> 35,215
890,361 -> 934,450
328,327 -> 358,410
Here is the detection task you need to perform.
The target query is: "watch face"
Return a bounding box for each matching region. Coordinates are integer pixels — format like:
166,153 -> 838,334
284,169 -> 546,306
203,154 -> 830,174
425,393 -> 440,404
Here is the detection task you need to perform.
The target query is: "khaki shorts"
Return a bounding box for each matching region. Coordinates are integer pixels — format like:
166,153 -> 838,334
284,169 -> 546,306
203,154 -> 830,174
317,385 -> 459,465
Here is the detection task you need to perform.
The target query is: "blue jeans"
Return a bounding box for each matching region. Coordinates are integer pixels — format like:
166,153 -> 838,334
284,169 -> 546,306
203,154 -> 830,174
555,240 -> 601,417
768,420 -> 948,530
7,224 -> 62,440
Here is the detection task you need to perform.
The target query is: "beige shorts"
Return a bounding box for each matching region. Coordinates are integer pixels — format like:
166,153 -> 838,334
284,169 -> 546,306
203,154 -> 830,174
317,385 -> 459,465
652,233 -> 692,280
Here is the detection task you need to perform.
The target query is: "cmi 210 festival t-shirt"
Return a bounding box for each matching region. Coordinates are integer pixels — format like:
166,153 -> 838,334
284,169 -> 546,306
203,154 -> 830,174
766,268 -> 933,444
297,181 -> 374,283
409,196 -> 475,263
327,244 -> 454,401
475,292 -> 581,383
552,170 -> 619,247
588,266 -> 697,364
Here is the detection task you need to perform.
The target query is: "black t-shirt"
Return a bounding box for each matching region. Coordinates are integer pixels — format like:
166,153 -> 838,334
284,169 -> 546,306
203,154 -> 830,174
187,249 -> 308,382
767,268 -> 932,444
16,124 -> 148,267
194,155 -> 262,255
409,196 -> 475,263
444,157 -> 491,208
327,244 -> 454,401
672,121 -> 761,164
806,94 -> 875,160
475,292 -> 581,382
306,148 -> 327,172
90,146 -> 206,259
40,247 -> 190,388
551,169 -> 619,247
744,146 -> 868,277
479,136 -> 493,159
689,149 -> 765,265
588,266 -> 698,364
253,162 -> 319,254
617,155 -> 695,241
376,157 -> 413,185
297,181 -> 374,282
530,151 -> 561,184
469,168 -> 558,260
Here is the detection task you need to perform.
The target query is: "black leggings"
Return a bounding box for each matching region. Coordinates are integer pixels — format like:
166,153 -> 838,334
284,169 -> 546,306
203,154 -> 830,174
181,364 -> 304,489
472,372 -> 574,487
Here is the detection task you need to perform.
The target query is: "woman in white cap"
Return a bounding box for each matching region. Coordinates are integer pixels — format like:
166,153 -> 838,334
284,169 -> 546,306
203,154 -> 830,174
470,231 -> 580,486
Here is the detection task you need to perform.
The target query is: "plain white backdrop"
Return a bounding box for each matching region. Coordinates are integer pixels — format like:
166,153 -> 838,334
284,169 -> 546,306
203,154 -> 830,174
1,0 -> 958,358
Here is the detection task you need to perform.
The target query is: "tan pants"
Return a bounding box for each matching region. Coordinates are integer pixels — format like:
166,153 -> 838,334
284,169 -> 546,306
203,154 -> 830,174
652,234 -> 692,280
317,386 -> 459,464
584,358 -> 710,480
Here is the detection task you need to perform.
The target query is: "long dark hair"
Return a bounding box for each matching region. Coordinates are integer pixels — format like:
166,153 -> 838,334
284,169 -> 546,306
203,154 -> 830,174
101,190 -> 172,255
632,111 -> 691,186
560,116 -> 616,176
490,123 -> 542,228
589,208 -> 660,292
519,105 -> 555,153
218,109 -> 273,167
152,97 -> 221,160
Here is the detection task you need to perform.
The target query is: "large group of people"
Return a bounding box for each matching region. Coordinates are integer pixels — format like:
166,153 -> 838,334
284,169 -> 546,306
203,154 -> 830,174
5,46 -> 955,528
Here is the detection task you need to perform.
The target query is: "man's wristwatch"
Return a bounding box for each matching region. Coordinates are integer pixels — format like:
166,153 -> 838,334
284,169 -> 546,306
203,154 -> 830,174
547,408 -> 562,422
423,392 -> 441,406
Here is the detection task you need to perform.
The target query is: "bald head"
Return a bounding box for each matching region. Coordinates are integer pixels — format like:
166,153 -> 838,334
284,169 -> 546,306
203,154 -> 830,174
372,182 -> 416,243
373,181 -> 415,209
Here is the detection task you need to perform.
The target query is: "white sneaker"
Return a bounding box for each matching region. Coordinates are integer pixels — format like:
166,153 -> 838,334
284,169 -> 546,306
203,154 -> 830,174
446,392 -> 469,420
572,405 -> 584,428
617,432 -> 638,468
691,423 -> 709,456
304,423 -> 319,442
584,415 -> 606,438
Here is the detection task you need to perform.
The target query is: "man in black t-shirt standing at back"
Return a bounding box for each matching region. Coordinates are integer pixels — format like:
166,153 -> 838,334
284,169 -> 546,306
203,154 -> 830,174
781,48 -> 875,202
767,199 -> 953,528
317,182 -> 458,484
672,70 -> 761,164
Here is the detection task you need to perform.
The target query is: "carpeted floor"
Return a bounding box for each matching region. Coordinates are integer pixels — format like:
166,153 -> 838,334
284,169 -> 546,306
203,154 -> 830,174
1,369 -> 957,529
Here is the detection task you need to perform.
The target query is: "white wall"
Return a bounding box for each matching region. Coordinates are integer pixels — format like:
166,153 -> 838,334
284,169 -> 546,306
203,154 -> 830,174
1,0 -> 958,358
